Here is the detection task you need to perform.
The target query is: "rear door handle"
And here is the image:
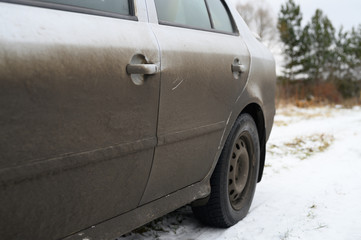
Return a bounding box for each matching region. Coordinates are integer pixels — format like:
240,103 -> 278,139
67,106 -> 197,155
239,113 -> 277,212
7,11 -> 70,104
126,64 -> 159,75
231,63 -> 246,73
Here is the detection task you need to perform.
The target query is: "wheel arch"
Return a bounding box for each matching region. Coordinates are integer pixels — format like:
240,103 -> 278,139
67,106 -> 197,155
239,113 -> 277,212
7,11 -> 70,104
192,102 -> 267,207
240,103 -> 266,182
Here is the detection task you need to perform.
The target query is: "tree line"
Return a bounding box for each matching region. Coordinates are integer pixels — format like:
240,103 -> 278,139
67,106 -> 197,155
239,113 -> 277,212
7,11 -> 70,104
237,0 -> 361,101
278,0 -> 361,99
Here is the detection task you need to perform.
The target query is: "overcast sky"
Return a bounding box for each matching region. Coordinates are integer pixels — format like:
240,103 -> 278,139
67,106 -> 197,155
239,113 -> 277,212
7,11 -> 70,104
230,0 -> 361,31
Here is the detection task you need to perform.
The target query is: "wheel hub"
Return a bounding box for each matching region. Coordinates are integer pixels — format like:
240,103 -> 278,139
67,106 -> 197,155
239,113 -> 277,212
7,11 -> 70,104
228,136 -> 250,210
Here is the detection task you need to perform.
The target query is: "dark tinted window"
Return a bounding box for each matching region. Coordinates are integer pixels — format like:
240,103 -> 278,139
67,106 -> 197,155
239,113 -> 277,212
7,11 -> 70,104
206,0 -> 234,33
154,0 -> 211,30
36,0 -> 130,15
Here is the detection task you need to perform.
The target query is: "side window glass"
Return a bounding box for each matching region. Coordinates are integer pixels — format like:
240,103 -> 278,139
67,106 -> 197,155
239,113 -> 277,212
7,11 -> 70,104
35,0 -> 130,16
206,0 -> 234,33
154,0 -> 212,30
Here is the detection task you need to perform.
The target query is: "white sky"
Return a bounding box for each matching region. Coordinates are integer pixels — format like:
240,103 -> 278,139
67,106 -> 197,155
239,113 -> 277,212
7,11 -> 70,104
230,0 -> 361,31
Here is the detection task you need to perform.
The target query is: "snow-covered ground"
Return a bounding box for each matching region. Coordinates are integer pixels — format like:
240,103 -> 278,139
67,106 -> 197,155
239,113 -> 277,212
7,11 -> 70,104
121,106 -> 361,240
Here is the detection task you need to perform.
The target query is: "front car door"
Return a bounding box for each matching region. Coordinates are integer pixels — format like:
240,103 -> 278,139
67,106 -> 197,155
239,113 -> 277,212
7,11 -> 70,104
140,0 -> 251,204
0,0 -> 160,239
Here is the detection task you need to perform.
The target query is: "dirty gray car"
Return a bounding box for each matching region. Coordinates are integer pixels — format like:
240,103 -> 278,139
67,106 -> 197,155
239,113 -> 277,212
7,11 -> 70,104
0,0 -> 276,239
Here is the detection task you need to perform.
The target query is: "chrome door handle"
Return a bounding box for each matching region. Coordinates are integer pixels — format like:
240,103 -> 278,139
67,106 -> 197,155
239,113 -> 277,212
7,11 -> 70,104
126,64 -> 159,75
231,63 -> 246,73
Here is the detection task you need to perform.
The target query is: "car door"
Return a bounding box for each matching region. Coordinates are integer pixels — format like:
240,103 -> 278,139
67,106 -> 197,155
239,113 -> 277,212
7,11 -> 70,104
140,0 -> 251,204
0,0 -> 160,239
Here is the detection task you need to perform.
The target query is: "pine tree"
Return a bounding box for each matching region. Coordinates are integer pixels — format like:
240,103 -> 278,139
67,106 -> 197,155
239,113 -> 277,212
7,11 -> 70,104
348,25 -> 361,80
335,25 -> 361,98
277,0 -> 303,81
333,27 -> 350,79
301,9 -> 335,83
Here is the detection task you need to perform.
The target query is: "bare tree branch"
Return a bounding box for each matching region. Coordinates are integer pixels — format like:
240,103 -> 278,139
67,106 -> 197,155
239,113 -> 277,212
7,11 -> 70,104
236,0 -> 278,49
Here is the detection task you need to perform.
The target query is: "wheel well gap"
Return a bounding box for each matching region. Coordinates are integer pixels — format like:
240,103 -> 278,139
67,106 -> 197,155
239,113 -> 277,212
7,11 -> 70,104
241,104 -> 266,182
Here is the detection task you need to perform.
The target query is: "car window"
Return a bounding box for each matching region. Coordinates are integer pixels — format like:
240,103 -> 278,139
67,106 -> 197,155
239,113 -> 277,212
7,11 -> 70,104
35,0 -> 131,16
206,0 -> 234,33
154,0 -> 212,30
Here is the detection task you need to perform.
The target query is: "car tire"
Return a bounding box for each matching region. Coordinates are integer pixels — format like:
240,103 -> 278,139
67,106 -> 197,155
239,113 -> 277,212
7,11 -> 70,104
192,113 -> 260,227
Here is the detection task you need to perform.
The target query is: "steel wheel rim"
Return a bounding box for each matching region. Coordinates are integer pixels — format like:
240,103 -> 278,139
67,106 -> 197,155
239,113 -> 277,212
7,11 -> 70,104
228,132 -> 252,210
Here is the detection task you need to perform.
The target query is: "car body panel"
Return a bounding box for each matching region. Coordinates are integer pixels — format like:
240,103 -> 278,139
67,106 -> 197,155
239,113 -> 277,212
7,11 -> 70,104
140,11 -> 251,204
0,1 -> 161,239
228,5 -> 276,141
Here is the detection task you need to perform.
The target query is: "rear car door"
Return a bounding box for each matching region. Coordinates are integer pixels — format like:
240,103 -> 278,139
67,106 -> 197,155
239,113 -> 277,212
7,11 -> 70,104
0,0 -> 160,239
140,0 -> 251,204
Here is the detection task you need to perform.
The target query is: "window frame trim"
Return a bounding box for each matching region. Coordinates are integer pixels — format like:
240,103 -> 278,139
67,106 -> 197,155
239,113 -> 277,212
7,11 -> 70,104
158,20 -> 239,36
205,0 -> 238,34
204,0 -> 215,29
0,0 -> 138,21
154,0 -> 239,36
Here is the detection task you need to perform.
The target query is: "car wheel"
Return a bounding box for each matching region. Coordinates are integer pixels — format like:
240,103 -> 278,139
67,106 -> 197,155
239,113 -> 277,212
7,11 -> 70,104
192,113 -> 260,227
